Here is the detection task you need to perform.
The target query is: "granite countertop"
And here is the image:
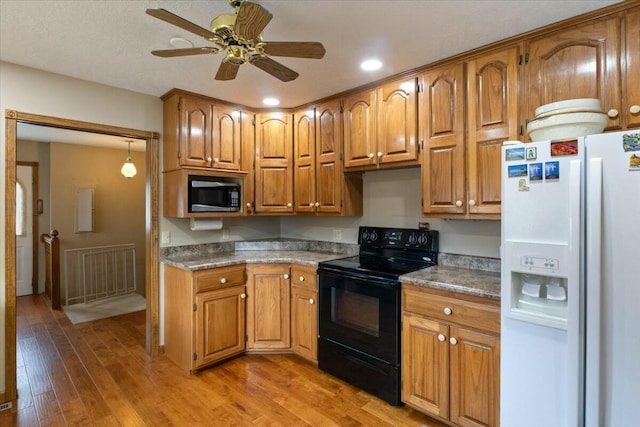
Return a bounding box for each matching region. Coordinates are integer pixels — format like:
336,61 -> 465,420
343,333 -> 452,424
400,265 -> 501,300
161,250 -> 348,271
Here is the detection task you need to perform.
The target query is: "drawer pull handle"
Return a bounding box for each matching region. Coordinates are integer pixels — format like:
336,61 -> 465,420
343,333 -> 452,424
283,274 -> 290,280
240,293 -> 247,299
299,276 -> 305,282
449,337 -> 458,345
607,108 -> 619,118
309,298 -> 315,305
437,334 -> 446,342
220,278 -> 227,284
630,105 -> 640,115
443,307 -> 453,315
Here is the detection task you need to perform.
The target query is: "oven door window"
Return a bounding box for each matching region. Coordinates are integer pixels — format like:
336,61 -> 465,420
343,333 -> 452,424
319,270 -> 399,364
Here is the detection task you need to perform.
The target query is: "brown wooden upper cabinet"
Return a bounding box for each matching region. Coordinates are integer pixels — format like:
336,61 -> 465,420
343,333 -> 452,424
523,16 -> 621,134
254,112 -> 294,213
421,46 -> 518,219
293,101 -> 363,216
344,77 -> 419,170
162,90 -> 243,172
624,8 -> 640,130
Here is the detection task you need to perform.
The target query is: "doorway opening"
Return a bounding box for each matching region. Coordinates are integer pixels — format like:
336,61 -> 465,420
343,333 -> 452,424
4,110 -> 160,404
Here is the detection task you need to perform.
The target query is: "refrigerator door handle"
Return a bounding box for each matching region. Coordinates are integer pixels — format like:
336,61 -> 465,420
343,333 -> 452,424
585,157 -> 603,427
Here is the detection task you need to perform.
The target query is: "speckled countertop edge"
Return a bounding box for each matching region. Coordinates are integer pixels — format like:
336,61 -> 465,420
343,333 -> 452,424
400,266 -> 501,300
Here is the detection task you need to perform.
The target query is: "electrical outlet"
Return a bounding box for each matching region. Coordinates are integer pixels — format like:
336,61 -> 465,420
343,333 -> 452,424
333,229 -> 342,241
161,231 -> 171,244
222,229 -> 230,240
0,402 -> 13,412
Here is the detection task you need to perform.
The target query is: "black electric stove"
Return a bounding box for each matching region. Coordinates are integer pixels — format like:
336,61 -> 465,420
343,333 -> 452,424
317,226 -> 439,406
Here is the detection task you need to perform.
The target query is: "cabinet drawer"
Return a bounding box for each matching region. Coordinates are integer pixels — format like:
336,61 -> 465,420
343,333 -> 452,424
291,265 -> 317,291
403,284 -> 500,334
194,264 -> 245,293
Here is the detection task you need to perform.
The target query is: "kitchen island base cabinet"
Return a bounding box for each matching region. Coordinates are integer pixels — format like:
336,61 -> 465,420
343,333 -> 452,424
402,283 -> 500,427
163,264 -> 246,373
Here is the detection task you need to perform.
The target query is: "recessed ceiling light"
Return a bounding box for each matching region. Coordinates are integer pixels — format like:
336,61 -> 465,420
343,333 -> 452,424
263,97 -> 280,106
360,59 -> 382,71
170,37 -> 193,49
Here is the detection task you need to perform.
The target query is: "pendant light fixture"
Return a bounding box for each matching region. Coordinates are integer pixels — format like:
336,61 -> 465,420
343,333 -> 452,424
121,140 -> 137,178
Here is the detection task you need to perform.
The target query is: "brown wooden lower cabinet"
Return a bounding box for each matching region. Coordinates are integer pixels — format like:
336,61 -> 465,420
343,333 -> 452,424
163,263 -> 247,373
401,283 -> 500,427
290,264 -> 318,362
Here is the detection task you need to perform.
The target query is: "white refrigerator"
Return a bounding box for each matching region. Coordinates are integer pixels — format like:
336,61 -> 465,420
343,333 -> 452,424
500,130 -> 640,427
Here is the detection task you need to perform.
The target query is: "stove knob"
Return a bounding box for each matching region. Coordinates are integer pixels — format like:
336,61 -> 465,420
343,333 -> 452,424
408,233 -> 418,245
418,234 -> 428,246
362,230 -> 369,241
370,231 -> 378,241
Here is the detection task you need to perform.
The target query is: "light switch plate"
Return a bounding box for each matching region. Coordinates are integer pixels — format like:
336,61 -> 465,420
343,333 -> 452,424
161,231 -> 171,244
333,229 -> 342,241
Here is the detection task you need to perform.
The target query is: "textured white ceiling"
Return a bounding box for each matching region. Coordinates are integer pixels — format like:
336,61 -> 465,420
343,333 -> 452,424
0,0 -> 622,110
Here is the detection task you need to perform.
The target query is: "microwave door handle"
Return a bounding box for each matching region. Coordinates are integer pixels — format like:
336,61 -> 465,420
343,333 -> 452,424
191,181 -> 238,188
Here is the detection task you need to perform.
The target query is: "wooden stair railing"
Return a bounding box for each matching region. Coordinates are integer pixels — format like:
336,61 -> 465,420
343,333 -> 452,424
41,229 -> 61,310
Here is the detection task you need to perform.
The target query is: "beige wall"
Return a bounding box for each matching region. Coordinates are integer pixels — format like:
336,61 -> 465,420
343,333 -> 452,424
281,168 -> 502,258
49,142 -> 147,297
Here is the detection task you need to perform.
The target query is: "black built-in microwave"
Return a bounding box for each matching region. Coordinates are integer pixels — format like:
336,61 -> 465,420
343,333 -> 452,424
187,175 -> 241,213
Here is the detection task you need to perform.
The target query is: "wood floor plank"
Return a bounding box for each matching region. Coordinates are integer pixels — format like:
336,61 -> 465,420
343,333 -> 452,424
13,294 -> 449,427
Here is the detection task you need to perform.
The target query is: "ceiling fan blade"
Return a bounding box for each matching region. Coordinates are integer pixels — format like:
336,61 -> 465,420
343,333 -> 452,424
250,56 -> 299,82
215,61 -> 240,81
146,8 -> 217,41
234,2 -> 273,41
151,47 -> 219,58
262,42 -> 326,59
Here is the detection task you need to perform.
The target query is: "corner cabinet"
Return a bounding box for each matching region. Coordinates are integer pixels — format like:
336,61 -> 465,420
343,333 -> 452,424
254,112 -> 294,213
293,102 -> 363,216
245,264 -> 291,350
421,46 -> 518,219
344,77 -> 419,170
402,283 -> 500,427
163,264 -> 246,373
162,90 -> 243,172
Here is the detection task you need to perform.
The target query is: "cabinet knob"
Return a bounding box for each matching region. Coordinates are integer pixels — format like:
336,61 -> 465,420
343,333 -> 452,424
220,277 -> 227,284
309,202 -> 314,207
309,298 -> 315,305
213,157 -> 219,163
443,307 -> 453,315
287,202 -> 292,208
438,334 -> 446,342
314,202 -> 320,207
468,199 -> 476,206
455,200 -> 463,207
240,293 -> 247,299
246,202 -> 251,208
283,274 -> 289,280
630,105 -> 640,115
377,151 -> 383,157
449,337 -> 458,345
607,108 -> 619,118
299,276 -> 305,282
368,153 -> 375,159
207,157 -> 212,162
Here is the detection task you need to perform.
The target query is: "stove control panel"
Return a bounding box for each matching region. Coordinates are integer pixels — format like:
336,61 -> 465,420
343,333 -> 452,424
359,227 -> 438,251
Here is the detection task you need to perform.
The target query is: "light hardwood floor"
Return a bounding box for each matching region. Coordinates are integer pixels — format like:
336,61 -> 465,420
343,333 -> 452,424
2,295 -> 448,426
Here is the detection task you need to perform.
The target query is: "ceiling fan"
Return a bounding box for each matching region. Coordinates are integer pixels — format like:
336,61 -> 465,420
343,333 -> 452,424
146,0 -> 326,82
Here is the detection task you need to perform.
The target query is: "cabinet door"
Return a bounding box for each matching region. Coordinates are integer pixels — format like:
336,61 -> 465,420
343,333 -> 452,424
246,265 -> 291,349
179,96 -> 213,168
291,286 -> 318,362
449,326 -> 500,427
377,77 -> 418,165
344,90 -> 377,169
211,106 -> 241,171
294,108 -> 317,213
254,113 -> 293,213
315,100 -> 344,214
420,63 -> 466,215
624,9 -> 640,129
195,285 -> 246,368
525,16 -> 621,132
401,314 -> 450,419
467,47 -> 519,216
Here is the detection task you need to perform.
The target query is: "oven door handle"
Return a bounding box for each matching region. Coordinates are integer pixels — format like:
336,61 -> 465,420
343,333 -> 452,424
318,268 -> 399,288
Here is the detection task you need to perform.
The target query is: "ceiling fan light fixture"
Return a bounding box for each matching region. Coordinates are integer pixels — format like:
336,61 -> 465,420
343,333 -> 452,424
226,45 -> 248,65
361,58 -> 382,71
